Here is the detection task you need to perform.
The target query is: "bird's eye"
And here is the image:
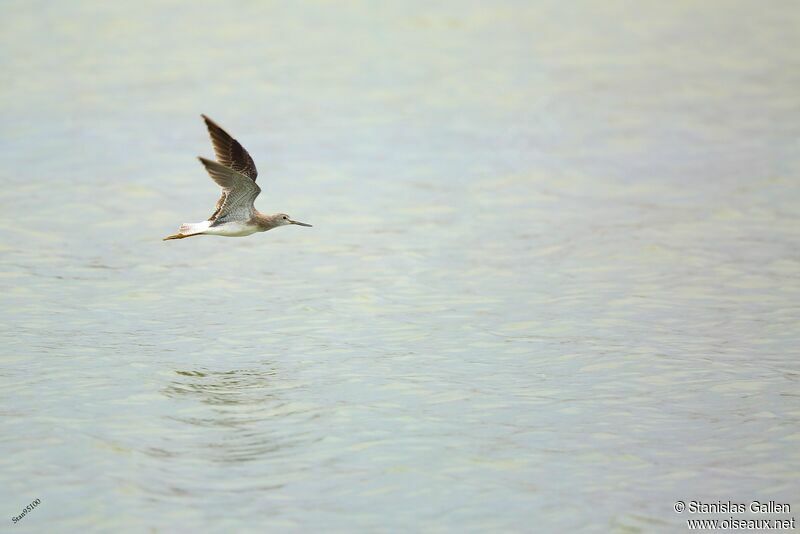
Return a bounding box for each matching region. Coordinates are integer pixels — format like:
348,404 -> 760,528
283,216 -> 288,220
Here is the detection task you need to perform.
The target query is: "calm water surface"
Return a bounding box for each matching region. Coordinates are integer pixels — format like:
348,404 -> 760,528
1,1 -> 799,532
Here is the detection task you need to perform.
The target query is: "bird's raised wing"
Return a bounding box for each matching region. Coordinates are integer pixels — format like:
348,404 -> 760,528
198,157 -> 261,223
201,115 -> 258,181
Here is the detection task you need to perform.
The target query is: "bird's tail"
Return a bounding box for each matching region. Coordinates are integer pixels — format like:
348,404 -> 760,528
162,222 -> 210,241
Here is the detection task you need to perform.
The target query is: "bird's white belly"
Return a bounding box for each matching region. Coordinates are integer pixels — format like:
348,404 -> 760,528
204,221 -> 259,237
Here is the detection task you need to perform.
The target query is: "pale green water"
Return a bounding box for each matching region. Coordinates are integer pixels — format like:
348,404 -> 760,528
1,1 -> 799,532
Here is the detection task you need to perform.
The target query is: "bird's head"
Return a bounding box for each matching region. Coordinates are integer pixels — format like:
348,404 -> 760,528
277,214 -> 312,228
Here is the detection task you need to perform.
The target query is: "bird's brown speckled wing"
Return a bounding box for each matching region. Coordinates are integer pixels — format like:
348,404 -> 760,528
198,157 -> 261,224
207,192 -> 226,222
201,115 -> 259,221
202,114 -> 258,180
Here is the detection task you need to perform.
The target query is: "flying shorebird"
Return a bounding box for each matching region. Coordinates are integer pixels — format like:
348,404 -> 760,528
163,115 -> 311,241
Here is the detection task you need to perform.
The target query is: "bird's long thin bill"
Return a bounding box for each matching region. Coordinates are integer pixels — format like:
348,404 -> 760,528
291,220 -> 312,227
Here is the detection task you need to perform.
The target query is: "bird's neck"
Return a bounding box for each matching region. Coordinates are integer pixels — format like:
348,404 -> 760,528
253,212 -> 281,230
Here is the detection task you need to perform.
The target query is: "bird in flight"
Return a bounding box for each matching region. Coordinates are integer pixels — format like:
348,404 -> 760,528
163,115 -> 311,241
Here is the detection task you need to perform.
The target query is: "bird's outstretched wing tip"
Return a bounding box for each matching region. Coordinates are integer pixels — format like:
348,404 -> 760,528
201,114 -> 222,128
197,156 -> 217,168
197,116 -> 259,181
